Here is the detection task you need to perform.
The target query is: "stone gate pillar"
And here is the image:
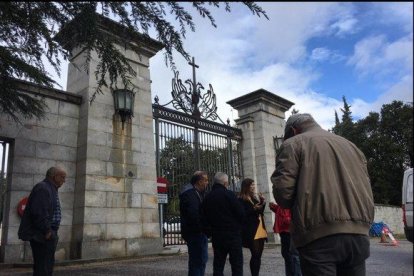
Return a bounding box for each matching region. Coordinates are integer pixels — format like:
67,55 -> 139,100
56,15 -> 164,259
227,89 -> 294,242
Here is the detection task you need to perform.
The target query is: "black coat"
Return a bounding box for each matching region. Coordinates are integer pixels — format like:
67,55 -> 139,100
239,197 -> 267,248
18,180 -> 58,243
179,186 -> 204,241
201,183 -> 245,236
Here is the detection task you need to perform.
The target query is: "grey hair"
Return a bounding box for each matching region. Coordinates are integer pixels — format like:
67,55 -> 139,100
214,172 -> 228,185
285,113 -> 318,130
46,166 -> 64,178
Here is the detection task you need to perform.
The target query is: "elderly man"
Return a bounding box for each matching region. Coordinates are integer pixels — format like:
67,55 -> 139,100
201,172 -> 245,276
271,113 -> 374,276
18,166 -> 66,276
179,171 -> 209,276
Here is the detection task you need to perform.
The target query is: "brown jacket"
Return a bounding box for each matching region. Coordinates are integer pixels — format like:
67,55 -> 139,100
271,123 -> 374,248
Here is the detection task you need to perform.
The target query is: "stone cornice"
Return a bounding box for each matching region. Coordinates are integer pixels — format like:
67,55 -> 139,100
227,88 -> 294,113
12,78 -> 82,105
55,13 -> 164,58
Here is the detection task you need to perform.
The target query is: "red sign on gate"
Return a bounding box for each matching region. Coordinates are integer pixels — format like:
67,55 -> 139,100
156,177 -> 169,193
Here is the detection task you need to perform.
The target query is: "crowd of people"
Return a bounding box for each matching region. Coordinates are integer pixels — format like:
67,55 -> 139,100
17,113 -> 374,276
179,113 -> 375,276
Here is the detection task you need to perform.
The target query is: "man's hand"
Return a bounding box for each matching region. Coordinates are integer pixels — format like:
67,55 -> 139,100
45,230 -> 52,240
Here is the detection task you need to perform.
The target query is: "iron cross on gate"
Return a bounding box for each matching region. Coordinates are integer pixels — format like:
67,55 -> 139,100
188,57 -> 201,117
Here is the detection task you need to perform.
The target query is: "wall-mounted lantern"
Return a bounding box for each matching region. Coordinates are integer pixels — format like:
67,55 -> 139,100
273,135 -> 284,164
113,89 -> 135,129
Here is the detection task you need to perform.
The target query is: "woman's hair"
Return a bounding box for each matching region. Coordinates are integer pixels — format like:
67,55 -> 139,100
239,178 -> 255,201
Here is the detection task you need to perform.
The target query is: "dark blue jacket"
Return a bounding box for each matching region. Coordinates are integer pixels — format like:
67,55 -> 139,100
201,183 -> 245,236
179,185 -> 205,241
18,179 -> 58,243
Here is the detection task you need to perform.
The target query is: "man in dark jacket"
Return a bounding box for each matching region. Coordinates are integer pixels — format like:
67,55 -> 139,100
18,166 -> 66,276
271,113 -> 374,276
179,171 -> 209,276
201,172 -> 245,276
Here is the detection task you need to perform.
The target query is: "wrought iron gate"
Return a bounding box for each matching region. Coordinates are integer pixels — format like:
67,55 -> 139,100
153,58 -> 243,246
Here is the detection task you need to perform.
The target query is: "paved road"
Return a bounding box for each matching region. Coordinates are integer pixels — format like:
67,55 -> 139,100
1,239 -> 412,276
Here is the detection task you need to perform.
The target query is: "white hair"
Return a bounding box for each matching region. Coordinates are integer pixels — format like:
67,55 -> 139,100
214,172 -> 228,185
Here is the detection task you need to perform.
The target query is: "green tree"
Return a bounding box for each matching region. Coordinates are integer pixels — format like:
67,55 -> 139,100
0,2 -> 268,122
334,100 -> 413,205
332,96 -> 356,141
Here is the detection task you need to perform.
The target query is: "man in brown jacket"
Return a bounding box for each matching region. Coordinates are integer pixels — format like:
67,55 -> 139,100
271,113 -> 374,276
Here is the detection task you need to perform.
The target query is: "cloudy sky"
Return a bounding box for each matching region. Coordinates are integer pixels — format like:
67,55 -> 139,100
53,2 -> 413,130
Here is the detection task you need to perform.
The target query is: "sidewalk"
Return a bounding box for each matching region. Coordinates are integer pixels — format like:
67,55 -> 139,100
0,243 -> 287,276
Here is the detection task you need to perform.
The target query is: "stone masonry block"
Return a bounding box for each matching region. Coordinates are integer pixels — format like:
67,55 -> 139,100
142,222 -> 160,238
57,130 -> 78,148
136,165 -> 156,182
44,98 -> 59,114
125,208 -> 141,223
124,223 -> 142,239
126,237 -> 163,256
86,129 -> 107,146
83,207 -> 107,224
85,175 -> 124,192
129,193 -> 141,208
6,226 -> 20,244
0,120 -> 21,138
141,194 -> 158,209
58,225 -> 72,243
106,223 -> 126,239
10,173 -> 34,191
82,223 -> 106,241
141,208 -> 159,223
131,180 -> 157,194
36,113 -> 59,129
87,144 -> 111,161
81,239 -> 125,259
106,208 -> 125,224
60,208 -> 73,226
84,190 -> 107,207
85,160 -> 107,175
2,244 -> 25,263
14,139 -> 36,158
88,116 -> 112,133
59,101 -> 80,118
106,192 -> 127,208
108,133 -> 133,150
58,115 -> 79,133
59,192 -> 74,209
19,126 -> 58,144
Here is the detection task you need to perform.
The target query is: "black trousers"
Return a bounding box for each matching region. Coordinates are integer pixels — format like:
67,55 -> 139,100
211,233 -> 243,276
30,233 -> 58,276
297,234 -> 370,276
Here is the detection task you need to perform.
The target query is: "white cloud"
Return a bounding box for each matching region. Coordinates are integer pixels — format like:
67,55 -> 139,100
44,2 -> 411,132
371,2 -> 413,33
310,47 -> 346,63
347,34 -> 413,77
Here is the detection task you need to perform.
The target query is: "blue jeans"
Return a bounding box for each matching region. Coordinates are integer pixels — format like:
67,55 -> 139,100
186,233 -> 208,276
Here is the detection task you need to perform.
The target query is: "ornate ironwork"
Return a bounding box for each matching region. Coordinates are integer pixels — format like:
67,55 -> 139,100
153,104 -> 242,138
153,57 -> 244,247
170,57 -> 219,121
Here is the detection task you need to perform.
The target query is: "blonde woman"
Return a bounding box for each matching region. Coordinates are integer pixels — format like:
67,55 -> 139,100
238,178 -> 267,276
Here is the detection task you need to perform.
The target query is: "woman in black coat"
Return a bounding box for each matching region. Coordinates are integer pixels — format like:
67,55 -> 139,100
238,178 -> 267,276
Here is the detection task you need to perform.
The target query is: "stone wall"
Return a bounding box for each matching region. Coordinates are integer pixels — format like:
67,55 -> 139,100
0,82 -> 81,262
374,204 -> 404,235
0,15 -> 164,263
